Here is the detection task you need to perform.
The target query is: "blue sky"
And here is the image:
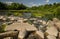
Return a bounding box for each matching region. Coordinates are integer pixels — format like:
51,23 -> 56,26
0,0 -> 60,7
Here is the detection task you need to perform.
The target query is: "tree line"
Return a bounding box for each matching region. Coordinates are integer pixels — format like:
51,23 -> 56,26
0,2 -> 60,11
0,2 -> 27,10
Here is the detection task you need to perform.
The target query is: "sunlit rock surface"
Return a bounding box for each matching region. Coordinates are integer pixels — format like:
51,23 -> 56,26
46,26 -> 58,37
47,35 -> 56,39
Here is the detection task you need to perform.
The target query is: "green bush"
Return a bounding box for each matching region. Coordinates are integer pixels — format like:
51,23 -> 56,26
0,24 -> 6,33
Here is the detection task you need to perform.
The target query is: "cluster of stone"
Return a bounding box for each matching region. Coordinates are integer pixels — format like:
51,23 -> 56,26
1,18 -> 60,39
26,18 -> 60,39
44,18 -> 60,39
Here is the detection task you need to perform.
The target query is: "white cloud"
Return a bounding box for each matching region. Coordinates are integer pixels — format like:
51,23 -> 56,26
32,3 -> 41,6
38,3 -> 41,5
29,2 -> 41,7
32,4 -> 37,6
5,1 -> 13,5
32,3 -> 41,7
45,0 -> 49,3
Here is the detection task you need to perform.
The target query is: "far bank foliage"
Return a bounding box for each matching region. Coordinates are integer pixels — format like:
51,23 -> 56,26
0,2 -> 60,19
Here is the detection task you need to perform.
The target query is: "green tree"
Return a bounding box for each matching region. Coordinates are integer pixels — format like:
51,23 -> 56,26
9,3 -> 27,10
0,2 -> 7,10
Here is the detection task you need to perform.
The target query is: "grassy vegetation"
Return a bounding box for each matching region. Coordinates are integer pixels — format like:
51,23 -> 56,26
0,24 -> 6,33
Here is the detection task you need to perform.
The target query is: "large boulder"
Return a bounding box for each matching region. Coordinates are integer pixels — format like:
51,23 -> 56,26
58,32 -> 60,39
47,18 -> 60,31
47,35 -> 56,39
53,18 -> 59,22
53,21 -> 60,31
47,20 -> 54,28
4,37 -> 11,39
52,18 -> 60,31
35,31 -> 44,39
18,29 -> 27,39
46,26 -> 58,37
27,31 -> 44,39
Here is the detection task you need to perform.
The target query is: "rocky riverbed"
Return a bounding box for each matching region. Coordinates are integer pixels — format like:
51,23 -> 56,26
0,17 -> 60,39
